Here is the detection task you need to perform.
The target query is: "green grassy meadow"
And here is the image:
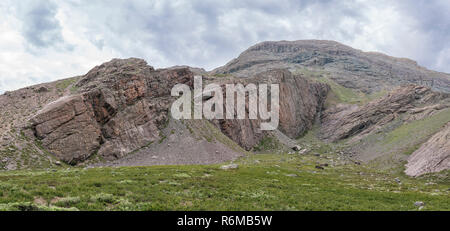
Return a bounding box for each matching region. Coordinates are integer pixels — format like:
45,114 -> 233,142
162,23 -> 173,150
0,151 -> 448,211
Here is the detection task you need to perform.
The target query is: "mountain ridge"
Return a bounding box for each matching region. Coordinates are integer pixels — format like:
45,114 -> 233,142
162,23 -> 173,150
212,40 -> 450,94
0,40 -> 449,177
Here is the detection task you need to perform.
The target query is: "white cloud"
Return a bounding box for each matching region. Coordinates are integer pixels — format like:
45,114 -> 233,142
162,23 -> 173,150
0,0 -> 448,93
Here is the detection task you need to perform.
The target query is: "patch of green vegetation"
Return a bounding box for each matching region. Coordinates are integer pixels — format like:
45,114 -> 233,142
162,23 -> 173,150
295,68 -> 387,107
90,193 -> 115,203
70,85 -> 79,93
55,77 -> 78,92
383,109 -> 450,148
213,73 -> 229,78
254,136 -> 283,152
159,135 -> 167,144
54,196 -> 81,207
0,152 -> 448,211
0,202 -> 79,211
317,77 -> 365,105
354,108 -> 450,171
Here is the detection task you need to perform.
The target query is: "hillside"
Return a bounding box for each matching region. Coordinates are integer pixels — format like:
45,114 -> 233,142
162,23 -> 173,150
212,40 -> 450,94
0,40 -> 449,211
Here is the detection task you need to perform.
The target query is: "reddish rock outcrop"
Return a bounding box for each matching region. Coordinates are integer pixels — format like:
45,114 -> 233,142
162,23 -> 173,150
29,58 -> 194,164
30,95 -> 101,164
320,85 -> 448,142
213,69 -> 329,150
405,122 -> 450,177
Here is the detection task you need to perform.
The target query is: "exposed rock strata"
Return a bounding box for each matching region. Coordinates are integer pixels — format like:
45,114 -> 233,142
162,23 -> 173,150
212,69 -> 329,150
29,58 -> 194,164
405,122 -> 450,177
212,40 -> 450,93
320,85 -> 449,142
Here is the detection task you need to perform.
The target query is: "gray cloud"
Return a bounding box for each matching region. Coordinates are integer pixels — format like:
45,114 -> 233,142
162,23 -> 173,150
394,0 -> 450,71
0,0 -> 448,93
14,0 -> 67,50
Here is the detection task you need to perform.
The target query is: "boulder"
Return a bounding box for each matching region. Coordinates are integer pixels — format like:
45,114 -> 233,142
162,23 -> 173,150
220,164 -> 239,170
292,145 -> 301,151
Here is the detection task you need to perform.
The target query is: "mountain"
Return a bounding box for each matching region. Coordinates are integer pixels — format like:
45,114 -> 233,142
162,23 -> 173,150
0,40 -> 449,178
212,40 -> 450,94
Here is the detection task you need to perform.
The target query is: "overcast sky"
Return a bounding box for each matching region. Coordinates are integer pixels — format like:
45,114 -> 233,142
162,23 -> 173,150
0,0 -> 449,92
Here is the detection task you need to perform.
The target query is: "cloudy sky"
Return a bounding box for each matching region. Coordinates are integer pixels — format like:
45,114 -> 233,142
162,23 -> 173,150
0,0 -> 449,92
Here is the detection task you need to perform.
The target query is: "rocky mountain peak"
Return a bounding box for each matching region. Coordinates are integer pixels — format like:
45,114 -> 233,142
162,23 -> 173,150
212,40 -> 450,94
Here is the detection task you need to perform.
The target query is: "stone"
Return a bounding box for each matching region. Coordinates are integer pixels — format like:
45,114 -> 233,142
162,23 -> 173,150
292,145 -> 302,151
285,174 -> 298,177
298,149 -> 308,154
220,164 -> 239,170
414,201 -> 425,207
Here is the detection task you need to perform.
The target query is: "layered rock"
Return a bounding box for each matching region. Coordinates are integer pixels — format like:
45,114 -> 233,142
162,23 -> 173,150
320,85 -> 449,142
27,59 -> 328,162
29,58 -> 194,164
405,122 -> 450,177
212,40 -> 450,94
30,95 -> 101,164
213,69 -> 329,150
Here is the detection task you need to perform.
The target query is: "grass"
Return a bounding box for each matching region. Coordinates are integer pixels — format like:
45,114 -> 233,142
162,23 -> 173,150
254,136 -> 283,152
55,77 -> 79,92
383,108 -> 450,150
0,152 -> 448,211
294,68 -> 387,107
349,108 -> 450,171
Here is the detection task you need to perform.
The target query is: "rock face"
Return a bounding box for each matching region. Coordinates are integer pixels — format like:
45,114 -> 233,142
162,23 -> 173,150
29,58 -> 194,164
212,40 -> 450,94
1,40 -> 449,177
320,85 -> 449,142
30,95 -> 101,164
405,122 -> 450,177
25,59 -> 327,163
212,69 -> 329,150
